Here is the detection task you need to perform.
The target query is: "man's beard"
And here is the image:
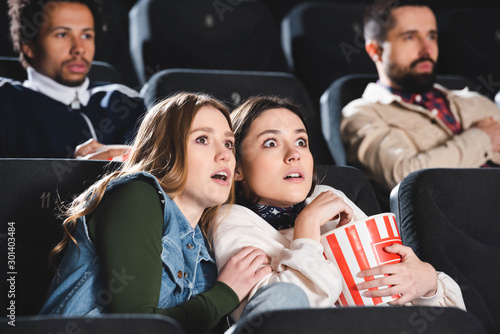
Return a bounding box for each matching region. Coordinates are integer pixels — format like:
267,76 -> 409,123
55,58 -> 91,87
55,76 -> 87,87
386,57 -> 437,94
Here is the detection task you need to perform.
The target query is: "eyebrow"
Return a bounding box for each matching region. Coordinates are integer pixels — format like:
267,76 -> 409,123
49,26 -> 95,33
257,128 -> 307,138
190,127 -> 234,138
399,29 -> 437,37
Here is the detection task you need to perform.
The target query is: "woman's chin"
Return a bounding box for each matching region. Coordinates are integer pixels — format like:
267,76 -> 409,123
260,194 -> 308,207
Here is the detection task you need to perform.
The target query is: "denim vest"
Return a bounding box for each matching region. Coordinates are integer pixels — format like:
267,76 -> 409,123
39,172 -> 218,315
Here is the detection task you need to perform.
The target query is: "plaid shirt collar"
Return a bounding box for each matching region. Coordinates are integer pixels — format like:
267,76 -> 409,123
377,81 -> 439,104
377,81 -> 462,134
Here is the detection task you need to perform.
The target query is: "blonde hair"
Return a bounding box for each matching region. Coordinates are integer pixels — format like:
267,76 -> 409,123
50,92 -> 234,260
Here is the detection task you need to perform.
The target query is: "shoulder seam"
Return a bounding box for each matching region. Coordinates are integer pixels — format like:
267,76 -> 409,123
0,77 -> 22,88
89,83 -> 141,98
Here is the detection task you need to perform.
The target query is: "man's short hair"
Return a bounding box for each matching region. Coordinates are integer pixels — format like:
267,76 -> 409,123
363,0 -> 430,44
8,0 -> 104,68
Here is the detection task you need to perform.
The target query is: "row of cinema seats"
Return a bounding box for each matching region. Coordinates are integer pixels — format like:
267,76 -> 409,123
260,0 -> 499,23
1,0 -> 499,94
281,2 -> 500,105
0,158 -> 499,333
5,54 -> 500,167
0,308 -> 486,334
140,70 -> 500,212
0,58 -> 334,165
4,54 -> 500,209
0,159 -> 377,317
130,1 -> 500,102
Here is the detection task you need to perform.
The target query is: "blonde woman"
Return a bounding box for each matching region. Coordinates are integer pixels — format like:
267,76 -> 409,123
40,93 -> 273,333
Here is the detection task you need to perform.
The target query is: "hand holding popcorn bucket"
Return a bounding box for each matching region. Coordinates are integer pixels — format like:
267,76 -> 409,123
321,213 -> 402,306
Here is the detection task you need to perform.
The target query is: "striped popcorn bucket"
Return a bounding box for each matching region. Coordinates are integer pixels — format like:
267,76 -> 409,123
321,213 -> 402,306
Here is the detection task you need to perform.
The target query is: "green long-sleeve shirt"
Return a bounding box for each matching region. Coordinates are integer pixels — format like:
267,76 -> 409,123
87,180 -> 239,333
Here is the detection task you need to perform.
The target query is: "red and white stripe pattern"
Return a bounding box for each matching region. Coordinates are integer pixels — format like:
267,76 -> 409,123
322,213 -> 402,306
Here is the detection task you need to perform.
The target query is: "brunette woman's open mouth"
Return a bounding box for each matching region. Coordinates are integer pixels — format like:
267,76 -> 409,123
283,168 -> 305,182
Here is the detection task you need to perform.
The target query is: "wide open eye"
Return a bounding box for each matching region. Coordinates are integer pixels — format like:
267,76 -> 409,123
295,138 -> 307,147
263,138 -> 278,148
195,136 -> 208,144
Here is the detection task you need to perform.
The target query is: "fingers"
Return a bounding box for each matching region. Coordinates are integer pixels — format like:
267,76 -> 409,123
231,246 -> 266,262
309,190 -> 354,224
295,191 -> 354,241
358,262 -> 399,278
225,247 -> 270,275
217,247 -> 272,301
253,264 -> 273,282
482,117 -> 494,124
388,295 -> 413,305
358,287 -> 408,306
383,243 -> 412,257
357,273 -> 402,291
337,208 -> 353,227
78,145 -> 132,160
356,244 -> 414,278
356,274 -> 406,303
361,284 -> 401,299
246,249 -> 271,271
359,278 -> 418,306
77,138 -> 101,150
472,117 -> 494,127
86,149 -> 124,160
356,252 -> 438,304
328,193 -> 353,224
74,138 -> 103,158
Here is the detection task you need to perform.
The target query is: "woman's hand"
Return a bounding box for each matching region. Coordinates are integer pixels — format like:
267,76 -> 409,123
217,246 -> 272,302
294,191 -> 353,242
356,243 -> 438,305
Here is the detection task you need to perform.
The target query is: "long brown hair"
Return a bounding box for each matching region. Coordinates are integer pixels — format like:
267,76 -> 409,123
50,92 -> 234,260
230,96 -> 317,206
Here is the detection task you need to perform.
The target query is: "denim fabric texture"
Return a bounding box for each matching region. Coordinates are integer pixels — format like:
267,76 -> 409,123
227,283 -> 311,334
239,282 -> 310,321
39,172 -> 218,315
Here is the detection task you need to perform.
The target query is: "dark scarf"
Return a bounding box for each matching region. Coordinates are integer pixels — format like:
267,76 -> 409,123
252,202 -> 305,230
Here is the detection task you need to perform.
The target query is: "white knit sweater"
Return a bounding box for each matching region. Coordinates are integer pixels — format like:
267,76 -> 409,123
212,185 -> 466,320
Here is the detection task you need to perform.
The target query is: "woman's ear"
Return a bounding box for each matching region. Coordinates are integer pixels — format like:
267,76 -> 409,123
234,164 -> 244,181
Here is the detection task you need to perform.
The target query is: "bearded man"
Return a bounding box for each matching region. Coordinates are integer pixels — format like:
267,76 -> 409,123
341,0 -> 500,192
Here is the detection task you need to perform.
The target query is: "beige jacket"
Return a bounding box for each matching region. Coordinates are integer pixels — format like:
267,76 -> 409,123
212,185 -> 466,320
341,83 -> 500,191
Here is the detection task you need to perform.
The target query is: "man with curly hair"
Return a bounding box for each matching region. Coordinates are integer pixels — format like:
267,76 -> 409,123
1,0 -> 145,158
